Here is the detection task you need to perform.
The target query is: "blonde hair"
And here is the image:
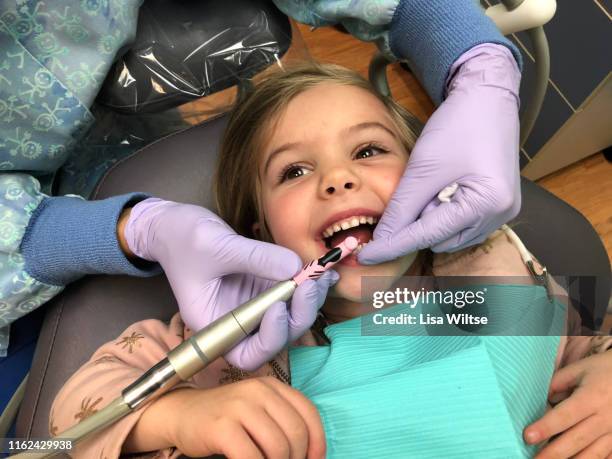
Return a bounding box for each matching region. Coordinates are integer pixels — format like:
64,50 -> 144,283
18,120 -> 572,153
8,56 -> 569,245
213,62 -> 423,242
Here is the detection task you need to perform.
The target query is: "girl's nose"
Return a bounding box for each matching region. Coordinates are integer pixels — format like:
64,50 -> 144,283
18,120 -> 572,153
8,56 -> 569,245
326,181 -> 354,194
320,167 -> 360,197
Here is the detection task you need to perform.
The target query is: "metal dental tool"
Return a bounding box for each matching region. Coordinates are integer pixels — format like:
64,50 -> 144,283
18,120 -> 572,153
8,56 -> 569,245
13,236 -> 359,459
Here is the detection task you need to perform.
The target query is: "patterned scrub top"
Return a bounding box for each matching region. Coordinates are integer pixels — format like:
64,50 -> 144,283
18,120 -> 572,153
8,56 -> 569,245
0,0 -> 143,354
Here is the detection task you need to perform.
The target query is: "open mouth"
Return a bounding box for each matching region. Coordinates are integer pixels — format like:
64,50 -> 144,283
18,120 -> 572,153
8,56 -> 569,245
321,215 -> 379,252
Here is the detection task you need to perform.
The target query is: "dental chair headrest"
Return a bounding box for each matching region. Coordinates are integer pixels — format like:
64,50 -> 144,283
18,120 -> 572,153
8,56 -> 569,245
97,0 -> 292,114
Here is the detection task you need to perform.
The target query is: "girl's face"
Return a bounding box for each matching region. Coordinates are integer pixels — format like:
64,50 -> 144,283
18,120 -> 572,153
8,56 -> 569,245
259,83 -> 418,305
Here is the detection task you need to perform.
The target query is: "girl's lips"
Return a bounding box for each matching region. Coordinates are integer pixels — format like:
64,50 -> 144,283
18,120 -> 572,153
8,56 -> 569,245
339,251 -> 361,267
315,208 -> 381,241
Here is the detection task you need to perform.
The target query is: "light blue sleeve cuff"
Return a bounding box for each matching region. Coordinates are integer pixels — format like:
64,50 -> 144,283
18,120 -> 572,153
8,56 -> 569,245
388,0 -> 523,105
20,194 -> 162,286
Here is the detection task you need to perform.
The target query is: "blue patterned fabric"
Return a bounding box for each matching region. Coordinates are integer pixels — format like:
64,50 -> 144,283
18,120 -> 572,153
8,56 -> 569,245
273,0 -> 395,46
0,0 -> 144,355
272,0 -> 522,104
0,174 -> 62,356
0,0 -> 143,179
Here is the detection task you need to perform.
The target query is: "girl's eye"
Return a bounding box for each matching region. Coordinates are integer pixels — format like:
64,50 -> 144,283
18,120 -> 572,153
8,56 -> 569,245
279,165 -> 310,183
354,144 -> 388,159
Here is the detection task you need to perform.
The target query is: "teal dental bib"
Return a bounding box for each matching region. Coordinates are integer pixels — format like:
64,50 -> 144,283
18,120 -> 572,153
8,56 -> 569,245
290,284 -> 566,458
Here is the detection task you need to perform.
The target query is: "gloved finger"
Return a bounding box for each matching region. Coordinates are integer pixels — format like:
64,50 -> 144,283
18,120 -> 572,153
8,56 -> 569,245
370,122 -> 462,241
421,199 -> 440,216
431,205 -> 515,253
288,270 -> 339,342
430,229 -> 488,253
413,185 -> 481,253
219,234 -> 303,281
418,182 -> 460,220
428,183 -> 508,253
225,301 -> 289,372
177,282 -> 222,333
436,218 -> 507,253
362,197 -> 480,263
360,176 -> 463,265
371,179 -> 440,245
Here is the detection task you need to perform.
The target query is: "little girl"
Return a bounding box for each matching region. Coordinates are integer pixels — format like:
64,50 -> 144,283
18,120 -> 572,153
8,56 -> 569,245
49,63 -> 612,458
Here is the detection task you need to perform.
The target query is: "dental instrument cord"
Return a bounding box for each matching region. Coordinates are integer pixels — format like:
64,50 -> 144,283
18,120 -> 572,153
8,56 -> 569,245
438,185 -> 550,297
500,224 -> 551,298
10,237 -> 358,459
518,26 -> 549,148
495,0 -> 550,147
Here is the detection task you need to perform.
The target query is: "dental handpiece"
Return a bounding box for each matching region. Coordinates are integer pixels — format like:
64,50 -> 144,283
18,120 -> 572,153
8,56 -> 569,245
128,235 -> 359,404
149,237 -> 359,396
14,237 -> 358,458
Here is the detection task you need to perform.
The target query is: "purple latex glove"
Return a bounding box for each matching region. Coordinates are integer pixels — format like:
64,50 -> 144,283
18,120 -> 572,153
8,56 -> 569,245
124,198 -> 338,371
359,43 -> 522,264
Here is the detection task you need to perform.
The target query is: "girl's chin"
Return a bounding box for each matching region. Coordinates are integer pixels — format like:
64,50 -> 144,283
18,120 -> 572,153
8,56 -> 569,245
328,268 -> 390,302
329,273 -> 400,303
328,281 -> 362,302
328,252 -> 420,302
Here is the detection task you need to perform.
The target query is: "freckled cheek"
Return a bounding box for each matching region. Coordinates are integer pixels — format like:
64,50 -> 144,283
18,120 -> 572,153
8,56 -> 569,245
375,167 -> 405,203
263,189 -> 311,252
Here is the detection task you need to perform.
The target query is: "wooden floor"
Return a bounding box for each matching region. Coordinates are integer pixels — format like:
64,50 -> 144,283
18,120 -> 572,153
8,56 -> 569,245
295,23 -> 612,264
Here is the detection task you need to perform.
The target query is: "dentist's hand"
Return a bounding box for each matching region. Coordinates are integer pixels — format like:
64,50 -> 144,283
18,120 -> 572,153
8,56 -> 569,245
359,44 -> 521,263
124,198 -> 338,371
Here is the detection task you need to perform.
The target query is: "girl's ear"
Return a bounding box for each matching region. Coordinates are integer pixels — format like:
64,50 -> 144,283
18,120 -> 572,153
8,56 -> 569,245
252,222 -> 262,239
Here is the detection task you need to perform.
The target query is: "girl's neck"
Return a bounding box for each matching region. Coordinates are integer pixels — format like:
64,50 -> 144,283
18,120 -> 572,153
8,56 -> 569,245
321,251 -> 430,324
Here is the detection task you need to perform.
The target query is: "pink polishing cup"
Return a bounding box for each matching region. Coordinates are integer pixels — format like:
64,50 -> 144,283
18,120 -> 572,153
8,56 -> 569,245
293,236 -> 359,285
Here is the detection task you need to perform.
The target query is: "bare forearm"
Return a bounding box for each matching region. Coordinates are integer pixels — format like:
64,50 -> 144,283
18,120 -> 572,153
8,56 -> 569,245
122,388 -> 193,454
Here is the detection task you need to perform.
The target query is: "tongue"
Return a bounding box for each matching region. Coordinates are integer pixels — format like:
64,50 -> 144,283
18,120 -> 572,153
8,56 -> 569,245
329,225 -> 373,248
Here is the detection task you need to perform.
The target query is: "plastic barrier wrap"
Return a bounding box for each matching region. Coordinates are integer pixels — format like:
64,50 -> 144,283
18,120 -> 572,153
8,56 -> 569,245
56,0 -> 309,197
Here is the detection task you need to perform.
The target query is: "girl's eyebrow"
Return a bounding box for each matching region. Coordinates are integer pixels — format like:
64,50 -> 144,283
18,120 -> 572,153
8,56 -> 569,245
264,141 -> 302,175
263,121 -> 397,174
345,121 -> 398,139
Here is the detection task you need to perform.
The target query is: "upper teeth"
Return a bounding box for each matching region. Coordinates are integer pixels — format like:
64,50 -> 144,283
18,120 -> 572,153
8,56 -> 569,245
322,215 -> 378,238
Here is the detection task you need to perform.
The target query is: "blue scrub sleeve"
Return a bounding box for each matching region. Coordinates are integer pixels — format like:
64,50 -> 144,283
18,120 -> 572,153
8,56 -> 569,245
21,193 -> 162,286
388,0 -> 523,105
0,174 -> 161,355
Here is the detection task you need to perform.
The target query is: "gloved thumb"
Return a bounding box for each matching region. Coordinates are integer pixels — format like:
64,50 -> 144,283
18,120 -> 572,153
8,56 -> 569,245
288,270 -> 339,341
359,165 -> 448,265
360,182 -> 465,263
225,301 -> 289,372
370,194 -> 478,257
221,235 -> 303,281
